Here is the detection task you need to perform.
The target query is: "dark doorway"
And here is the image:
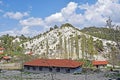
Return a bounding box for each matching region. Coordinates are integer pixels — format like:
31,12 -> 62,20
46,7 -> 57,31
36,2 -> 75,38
27,66 -> 30,70
32,66 -> 36,70
49,67 -> 52,72
56,68 -> 60,72
39,67 -> 42,71
66,68 -> 70,73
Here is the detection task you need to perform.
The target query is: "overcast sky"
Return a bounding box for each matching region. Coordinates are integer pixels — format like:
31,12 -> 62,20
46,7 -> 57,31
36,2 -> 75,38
0,0 -> 120,36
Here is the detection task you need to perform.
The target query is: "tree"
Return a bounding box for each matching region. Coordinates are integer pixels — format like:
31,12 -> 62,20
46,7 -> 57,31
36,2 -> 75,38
70,35 -> 74,59
81,35 -> 87,59
106,17 -> 119,68
75,33 -> 79,59
87,37 -> 94,58
59,35 -> 63,58
50,27 -> 53,31
1,34 -> 14,55
46,38 -> 49,58
106,43 -> 117,68
111,45 -> 117,68
64,37 -> 68,59
20,34 -> 28,42
94,39 -> 103,52
87,36 -> 96,59
68,38 -> 71,59
54,25 -> 58,29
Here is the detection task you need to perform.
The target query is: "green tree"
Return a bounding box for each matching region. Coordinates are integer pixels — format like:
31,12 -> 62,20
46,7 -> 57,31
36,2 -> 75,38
50,27 -> 53,31
111,45 -> 117,68
87,36 -> 96,59
94,39 -> 103,52
64,37 -> 68,59
81,35 -> 87,59
70,35 -> 74,59
75,33 -> 79,59
59,35 -> 63,58
106,43 -> 117,68
46,38 -> 49,58
68,38 -> 71,59
54,25 -> 58,29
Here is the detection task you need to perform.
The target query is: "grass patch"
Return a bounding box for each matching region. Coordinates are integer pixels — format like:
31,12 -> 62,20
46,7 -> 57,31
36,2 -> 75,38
105,72 -> 120,78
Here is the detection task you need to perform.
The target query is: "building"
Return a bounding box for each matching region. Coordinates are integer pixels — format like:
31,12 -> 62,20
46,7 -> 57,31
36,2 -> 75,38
27,51 -> 33,55
0,48 -> 4,54
24,59 -> 83,73
92,60 -> 108,68
3,56 -> 11,62
0,48 -> 11,62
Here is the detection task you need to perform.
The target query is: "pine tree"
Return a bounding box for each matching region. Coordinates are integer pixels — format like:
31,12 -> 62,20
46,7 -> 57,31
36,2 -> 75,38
64,37 -> 67,59
46,38 -> 49,58
107,44 -> 117,68
81,35 -> 87,59
70,35 -> 74,59
54,25 -> 58,29
68,38 -> 71,59
111,45 -> 116,68
75,33 -> 79,59
87,36 -> 95,59
59,35 -> 63,58
94,39 -> 103,52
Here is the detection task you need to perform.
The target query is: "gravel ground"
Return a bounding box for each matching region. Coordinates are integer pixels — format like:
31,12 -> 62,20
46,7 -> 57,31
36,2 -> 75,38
0,70 -> 116,80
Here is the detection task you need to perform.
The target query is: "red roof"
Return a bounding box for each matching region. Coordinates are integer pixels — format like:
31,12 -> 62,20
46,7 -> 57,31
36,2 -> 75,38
92,60 -> 108,66
3,56 -> 10,60
24,59 -> 83,68
0,52 -> 3,54
28,51 -> 33,55
0,48 -> 4,50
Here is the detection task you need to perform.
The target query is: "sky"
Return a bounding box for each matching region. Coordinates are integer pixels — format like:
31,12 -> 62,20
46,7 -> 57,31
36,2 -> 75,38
0,0 -> 120,37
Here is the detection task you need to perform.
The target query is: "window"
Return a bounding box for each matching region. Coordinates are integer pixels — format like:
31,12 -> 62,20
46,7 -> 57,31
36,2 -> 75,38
27,66 -> 30,70
56,68 -> 60,72
39,67 -> 42,71
49,67 -> 52,72
66,68 -> 70,73
32,66 -> 36,70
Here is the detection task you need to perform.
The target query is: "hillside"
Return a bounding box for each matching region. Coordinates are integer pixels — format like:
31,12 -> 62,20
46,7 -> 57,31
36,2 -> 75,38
23,23 -> 83,59
22,23 -> 119,61
0,34 -> 29,56
81,27 -> 120,42
0,23 -> 119,65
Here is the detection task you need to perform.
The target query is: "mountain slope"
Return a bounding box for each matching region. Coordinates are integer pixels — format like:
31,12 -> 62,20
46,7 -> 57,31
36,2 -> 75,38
23,23 -> 118,60
23,23 -> 82,59
81,27 -> 120,42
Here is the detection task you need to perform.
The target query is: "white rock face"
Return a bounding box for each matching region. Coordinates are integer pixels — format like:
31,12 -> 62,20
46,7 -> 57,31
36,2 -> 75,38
23,26 -> 115,60
12,38 -> 21,43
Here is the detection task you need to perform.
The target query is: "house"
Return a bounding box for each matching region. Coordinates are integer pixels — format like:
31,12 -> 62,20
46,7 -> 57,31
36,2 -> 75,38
3,56 -> 11,62
0,48 -> 4,54
27,51 -> 33,55
24,59 -> 83,73
92,60 -> 108,68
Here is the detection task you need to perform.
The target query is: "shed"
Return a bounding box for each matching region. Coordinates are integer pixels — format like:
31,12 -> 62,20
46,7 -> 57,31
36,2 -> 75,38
24,59 -> 83,73
0,48 -> 4,53
92,60 -> 108,68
